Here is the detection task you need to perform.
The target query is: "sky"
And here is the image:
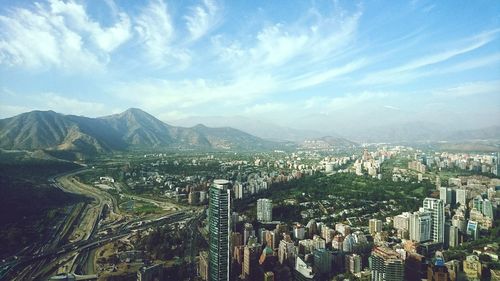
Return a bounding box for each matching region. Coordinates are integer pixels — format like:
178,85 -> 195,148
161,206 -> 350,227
0,0 -> 499,133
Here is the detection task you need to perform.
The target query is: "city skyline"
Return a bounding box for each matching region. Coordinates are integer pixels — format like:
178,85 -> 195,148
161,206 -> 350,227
0,0 -> 499,133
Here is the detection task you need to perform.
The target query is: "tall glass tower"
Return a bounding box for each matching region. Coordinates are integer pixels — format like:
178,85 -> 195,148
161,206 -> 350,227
209,179 -> 231,281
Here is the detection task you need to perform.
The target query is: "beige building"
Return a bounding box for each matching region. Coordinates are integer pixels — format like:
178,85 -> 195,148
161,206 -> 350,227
463,255 -> 482,281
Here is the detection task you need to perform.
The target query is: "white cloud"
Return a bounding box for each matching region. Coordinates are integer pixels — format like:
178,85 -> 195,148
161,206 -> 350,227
0,0 -> 133,72
48,0 -> 132,52
185,0 -> 221,41
135,0 -> 191,68
109,7 -> 367,115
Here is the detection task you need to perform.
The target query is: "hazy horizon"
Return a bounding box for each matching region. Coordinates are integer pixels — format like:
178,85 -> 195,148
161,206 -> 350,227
1,0 -> 499,134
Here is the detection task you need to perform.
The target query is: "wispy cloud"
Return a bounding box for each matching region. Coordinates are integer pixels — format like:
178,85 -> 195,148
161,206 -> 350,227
185,0 -> 221,42
112,5 -> 365,113
359,29 -> 499,85
288,59 -> 367,90
134,0 -> 191,68
433,80 -> 500,98
214,8 -> 362,73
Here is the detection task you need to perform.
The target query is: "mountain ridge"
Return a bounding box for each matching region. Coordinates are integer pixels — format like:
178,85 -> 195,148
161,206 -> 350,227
0,108 -> 279,158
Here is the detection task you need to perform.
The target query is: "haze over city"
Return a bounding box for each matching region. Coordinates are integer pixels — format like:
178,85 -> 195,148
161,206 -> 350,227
1,0 -> 499,136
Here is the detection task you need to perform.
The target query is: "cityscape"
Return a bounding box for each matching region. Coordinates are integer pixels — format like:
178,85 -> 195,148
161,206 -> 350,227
0,1 -> 499,281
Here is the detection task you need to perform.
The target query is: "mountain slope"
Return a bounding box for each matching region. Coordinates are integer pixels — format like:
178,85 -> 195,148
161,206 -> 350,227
100,108 -> 174,147
0,109 -> 280,156
0,111 -> 126,153
170,115 -> 328,142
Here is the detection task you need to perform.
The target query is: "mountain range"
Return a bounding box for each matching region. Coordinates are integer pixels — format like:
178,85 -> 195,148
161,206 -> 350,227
1,108 -> 498,160
170,115 -> 331,142
172,116 -> 500,144
0,108 -> 278,158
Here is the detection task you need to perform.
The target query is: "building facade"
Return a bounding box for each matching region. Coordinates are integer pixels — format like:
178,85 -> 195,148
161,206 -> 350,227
257,198 -> 273,222
208,180 -> 231,281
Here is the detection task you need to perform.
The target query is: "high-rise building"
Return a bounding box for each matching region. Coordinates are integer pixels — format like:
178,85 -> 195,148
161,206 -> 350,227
439,187 -> 454,205
482,199 -> 494,219
257,198 -> 273,222
233,182 -> 243,199
278,234 -> 296,265
306,219 -> 318,238
369,219 -> 383,235
243,223 -> 255,246
321,226 -> 335,244
410,209 -> 432,242
313,248 -> 333,276
243,242 -> 261,279
332,234 -> 344,252
293,224 -> 306,240
208,179 -> 231,281
423,198 -> 445,244
346,254 -> 362,274
452,213 -> 467,233
455,188 -> 467,206
370,247 -> 404,281
473,195 -> 484,212
449,225 -> 459,248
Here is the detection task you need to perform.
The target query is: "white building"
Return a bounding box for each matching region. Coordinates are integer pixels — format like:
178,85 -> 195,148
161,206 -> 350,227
423,198 -> 445,243
410,209 -> 432,242
256,198 -> 273,222
369,219 -> 383,235
393,213 -> 410,231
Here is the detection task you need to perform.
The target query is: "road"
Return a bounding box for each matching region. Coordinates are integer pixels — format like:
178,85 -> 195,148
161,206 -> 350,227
0,168 -> 194,280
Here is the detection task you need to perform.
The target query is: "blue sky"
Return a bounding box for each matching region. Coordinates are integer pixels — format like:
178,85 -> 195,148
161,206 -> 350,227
0,0 -> 499,132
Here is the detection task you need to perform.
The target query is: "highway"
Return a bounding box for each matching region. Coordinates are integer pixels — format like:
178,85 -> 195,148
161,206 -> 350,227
0,168 -> 195,280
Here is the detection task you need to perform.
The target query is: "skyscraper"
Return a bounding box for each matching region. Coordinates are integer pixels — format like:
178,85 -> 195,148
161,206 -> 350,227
209,179 -> 231,281
409,209 -> 432,242
423,198 -> 445,244
257,198 -> 273,222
